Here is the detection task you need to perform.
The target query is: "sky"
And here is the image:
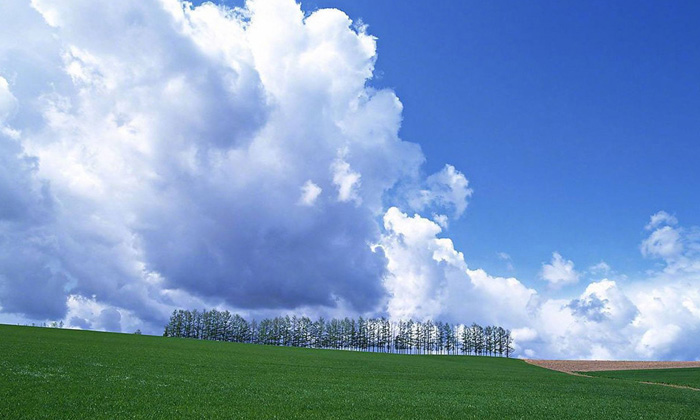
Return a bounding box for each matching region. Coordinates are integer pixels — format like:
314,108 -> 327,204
0,0 -> 699,361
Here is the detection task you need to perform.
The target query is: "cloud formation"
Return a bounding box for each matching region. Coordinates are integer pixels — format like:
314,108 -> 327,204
298,180 -> 322,206
407,164 -> 472,219
512,216 -> 700,360
0,0 -> 425,329
540,252 -> 580,288
379,208 -> 700,360
646,211 -> 678,231
379,207 -> 537,327
0,0 -> 698,362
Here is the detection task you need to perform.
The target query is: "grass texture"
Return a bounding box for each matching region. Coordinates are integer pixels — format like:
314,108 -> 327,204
1,324 -> 699,419
586,367 -> 700,389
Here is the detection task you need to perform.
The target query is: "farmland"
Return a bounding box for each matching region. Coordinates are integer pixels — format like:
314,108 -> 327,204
586,368 -> 700,390
1,324 -> 699,419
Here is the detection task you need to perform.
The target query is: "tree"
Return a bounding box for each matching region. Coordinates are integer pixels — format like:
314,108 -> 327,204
162,310 -> 515,358
504,329 -> 514,358
471,324 -> 484,355
484,326 -> 494,356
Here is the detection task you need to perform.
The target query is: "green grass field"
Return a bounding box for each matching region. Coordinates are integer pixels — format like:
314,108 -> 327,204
1,324 -> 699,419
586,367 -> 700,389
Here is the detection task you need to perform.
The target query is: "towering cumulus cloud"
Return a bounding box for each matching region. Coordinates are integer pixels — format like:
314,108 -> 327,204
0,0 -> 426,331
0,0 -> 698,361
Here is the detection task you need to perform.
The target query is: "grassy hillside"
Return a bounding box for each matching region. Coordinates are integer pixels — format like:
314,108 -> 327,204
586,368 -> 700,389
1,324 -> 699,419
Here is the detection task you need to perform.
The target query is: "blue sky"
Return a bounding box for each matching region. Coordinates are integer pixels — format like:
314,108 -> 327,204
308,0 -> 700,285
1,0 -> 699,360
209,0 -> 700,285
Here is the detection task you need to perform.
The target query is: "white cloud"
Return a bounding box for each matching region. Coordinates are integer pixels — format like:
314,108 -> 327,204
379,207 -> 453,321
30,0 -> 62,27
540,252 -> 580,288
646,211 -> 678,230
379,210 -> 700,360
0,76 -> 17,122
639,213 -> 700,276
298,180 -> 322,206
409,164 -> 472,219
0,0 -> 425,329
379,207 -> 537,327
530,239 -> 700,360
0,76 -> 21,139
497,252 -> 514,271
589,261 -> 611,275
568,280 -> 638,327
64,294 -> 145,333
511,327 -> 538,342
432,214 -> 449,229
636,325 -> 682,359
627,280 -> 700,360
641,225 -> 683,261
331,154 -> 362,204
466,268 -> 538,326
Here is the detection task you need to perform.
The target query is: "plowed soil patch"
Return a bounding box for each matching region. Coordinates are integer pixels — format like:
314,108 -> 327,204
525,359 -> 700,373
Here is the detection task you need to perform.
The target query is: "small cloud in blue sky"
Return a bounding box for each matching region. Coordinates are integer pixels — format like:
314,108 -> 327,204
540,252 -> 580,288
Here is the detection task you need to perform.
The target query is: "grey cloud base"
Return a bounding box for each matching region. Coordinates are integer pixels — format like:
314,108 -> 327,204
0,0 -> 419,326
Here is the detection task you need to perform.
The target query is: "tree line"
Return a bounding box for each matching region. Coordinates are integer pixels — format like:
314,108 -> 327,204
163,309 -> 514,357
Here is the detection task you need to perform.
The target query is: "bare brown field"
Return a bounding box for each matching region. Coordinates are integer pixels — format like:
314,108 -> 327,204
525,359 -> 700,373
